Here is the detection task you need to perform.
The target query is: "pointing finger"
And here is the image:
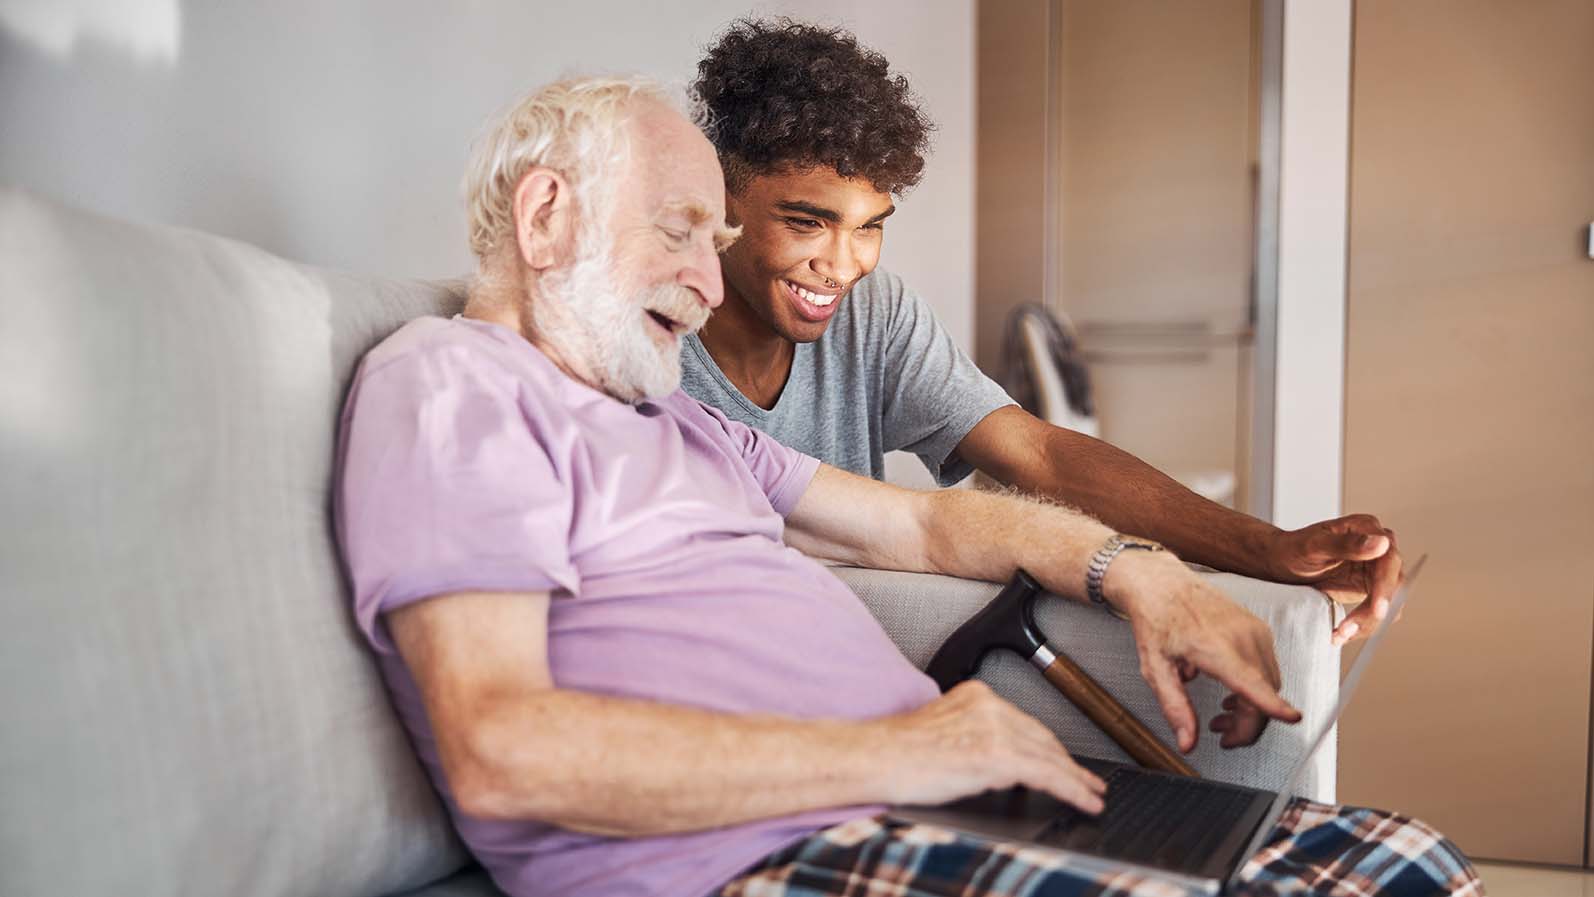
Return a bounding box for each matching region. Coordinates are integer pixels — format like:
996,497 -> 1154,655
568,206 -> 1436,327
1201,651 -> 1300,724
1141,654 -> 1199,753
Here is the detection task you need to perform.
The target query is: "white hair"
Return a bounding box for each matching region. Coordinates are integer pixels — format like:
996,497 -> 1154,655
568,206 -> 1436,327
462,75 -> 683,261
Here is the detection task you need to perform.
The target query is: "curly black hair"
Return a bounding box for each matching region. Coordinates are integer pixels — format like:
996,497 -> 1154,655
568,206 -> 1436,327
693,18 -> 934,196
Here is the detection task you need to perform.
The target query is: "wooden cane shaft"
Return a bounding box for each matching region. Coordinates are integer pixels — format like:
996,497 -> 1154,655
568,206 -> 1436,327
1039,653 -> 1199,778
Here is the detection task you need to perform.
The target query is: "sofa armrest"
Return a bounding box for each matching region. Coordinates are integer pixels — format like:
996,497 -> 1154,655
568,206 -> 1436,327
831,566 -> 1341,802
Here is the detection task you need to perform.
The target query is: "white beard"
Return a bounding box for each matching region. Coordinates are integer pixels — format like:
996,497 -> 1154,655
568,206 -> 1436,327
532,236 -> 709,403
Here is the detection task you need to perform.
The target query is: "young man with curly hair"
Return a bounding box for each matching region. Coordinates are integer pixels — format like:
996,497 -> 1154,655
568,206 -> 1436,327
684,19 -> 1403,648
681,20 -> 1478,896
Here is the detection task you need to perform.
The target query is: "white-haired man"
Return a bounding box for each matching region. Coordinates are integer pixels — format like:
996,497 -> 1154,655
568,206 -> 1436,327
334,78 -> 1479,897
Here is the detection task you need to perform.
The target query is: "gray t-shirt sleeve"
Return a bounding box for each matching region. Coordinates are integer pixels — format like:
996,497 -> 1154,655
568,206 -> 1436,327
876,278 -> 1016,486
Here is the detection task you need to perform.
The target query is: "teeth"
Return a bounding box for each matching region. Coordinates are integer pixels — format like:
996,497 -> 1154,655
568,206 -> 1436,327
792,282 -> 836,307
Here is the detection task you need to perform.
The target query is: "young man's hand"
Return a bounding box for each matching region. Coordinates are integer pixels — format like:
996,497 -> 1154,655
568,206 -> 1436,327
871,680 -> 1107,815
1106,552 -> 1303,753
1266,514 -> 1404,646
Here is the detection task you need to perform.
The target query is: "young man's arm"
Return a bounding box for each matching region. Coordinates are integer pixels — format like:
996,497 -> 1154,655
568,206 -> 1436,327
955,406 -> 1403,645
386,590 -> 1108,838
783,464 -> 1302,751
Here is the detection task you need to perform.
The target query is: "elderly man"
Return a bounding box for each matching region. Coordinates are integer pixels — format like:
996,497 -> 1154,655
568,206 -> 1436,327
685,19 -> 1398,650
334,78 -> 1479,897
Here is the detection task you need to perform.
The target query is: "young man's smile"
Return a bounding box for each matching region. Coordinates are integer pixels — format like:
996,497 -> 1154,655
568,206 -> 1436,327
782,277 -> 844,322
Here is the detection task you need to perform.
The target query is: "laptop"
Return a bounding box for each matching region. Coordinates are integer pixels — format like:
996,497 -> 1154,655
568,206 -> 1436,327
889,556 -> 1427,895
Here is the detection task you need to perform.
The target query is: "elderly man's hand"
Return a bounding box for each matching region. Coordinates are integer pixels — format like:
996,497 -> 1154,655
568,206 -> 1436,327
1268,514 -> 1403,646
1107,553 -> 1302,753
877,680 -> 1108,815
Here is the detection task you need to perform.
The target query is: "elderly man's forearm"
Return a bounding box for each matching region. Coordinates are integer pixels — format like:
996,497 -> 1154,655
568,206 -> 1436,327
919,486 -> 1118,602
448,688 -> 894,837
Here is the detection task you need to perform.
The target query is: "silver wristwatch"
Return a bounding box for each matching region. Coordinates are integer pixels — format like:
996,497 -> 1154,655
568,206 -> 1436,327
1085,534 -> 1166,616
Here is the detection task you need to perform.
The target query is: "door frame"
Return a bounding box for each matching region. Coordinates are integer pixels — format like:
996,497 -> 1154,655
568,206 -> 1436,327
1250,0 -> 1352,529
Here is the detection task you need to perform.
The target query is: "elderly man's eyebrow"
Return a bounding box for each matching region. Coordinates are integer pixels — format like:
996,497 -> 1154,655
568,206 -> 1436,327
660,201 -> 740,250
661,200 -> 716,224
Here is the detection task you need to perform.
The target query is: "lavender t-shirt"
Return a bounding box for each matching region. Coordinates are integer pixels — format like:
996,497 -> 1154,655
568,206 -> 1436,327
335,316 -> 939,897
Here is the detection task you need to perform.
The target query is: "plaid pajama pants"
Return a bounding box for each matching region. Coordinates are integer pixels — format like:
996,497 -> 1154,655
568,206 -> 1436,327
715,799 -> 1484,897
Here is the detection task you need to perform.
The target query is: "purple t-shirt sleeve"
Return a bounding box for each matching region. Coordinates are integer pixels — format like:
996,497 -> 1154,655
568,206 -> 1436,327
672,394 -> 820,516
337,345 -> 578,654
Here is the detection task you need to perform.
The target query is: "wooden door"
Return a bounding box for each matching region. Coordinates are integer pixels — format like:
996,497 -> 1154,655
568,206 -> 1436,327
1340,0 -> 1594,865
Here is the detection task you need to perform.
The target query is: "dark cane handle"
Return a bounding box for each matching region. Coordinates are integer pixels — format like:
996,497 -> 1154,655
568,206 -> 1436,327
1039,652 -> 1199,778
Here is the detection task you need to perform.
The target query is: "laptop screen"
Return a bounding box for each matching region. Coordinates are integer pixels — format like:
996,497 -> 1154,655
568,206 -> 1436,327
1228,554 -> 1427,882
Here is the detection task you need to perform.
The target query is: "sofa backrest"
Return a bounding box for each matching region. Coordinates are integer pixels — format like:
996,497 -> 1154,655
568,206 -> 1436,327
0,187 -> 471,897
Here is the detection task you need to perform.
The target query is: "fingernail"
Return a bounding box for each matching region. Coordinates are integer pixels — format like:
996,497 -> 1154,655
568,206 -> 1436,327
1375,600 -> 1388,619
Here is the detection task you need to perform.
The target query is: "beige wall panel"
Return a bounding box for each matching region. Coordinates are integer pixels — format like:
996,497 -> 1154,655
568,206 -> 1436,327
975,0 -> 1050,373
1088,352 -> 1241,485
1055,0 -> 1253,494
1056,0 -> 1252,325
977,2 -> 1253,492
1341,0 -> 1594,866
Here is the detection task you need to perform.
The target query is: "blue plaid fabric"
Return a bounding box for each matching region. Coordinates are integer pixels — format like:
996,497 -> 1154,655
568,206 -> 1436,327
716,798 -> 1483,897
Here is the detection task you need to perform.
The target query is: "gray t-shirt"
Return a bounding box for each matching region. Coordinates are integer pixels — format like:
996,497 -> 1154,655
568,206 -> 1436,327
681,268 -> 1016,486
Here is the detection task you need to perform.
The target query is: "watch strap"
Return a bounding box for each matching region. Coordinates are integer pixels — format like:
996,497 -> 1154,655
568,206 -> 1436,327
1085,534 -> 1164,616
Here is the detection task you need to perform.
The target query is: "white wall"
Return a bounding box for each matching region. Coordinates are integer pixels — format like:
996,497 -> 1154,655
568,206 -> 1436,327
0,0 -> 976,350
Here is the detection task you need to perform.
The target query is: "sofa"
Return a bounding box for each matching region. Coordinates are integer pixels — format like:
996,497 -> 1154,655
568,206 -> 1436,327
0,187 -> 1340,897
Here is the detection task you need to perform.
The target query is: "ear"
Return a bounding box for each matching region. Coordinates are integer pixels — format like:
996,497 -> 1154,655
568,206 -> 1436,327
511,167 -> 575,272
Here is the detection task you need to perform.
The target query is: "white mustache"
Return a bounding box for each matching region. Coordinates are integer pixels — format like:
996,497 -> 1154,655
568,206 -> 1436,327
643,284 -> 711,334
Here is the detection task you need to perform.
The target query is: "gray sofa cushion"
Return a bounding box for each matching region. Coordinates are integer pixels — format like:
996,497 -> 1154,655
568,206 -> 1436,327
0,187 -> 468,897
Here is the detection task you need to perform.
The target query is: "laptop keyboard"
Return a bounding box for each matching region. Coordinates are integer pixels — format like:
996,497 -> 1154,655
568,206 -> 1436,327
1040,766 -> 1260,869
